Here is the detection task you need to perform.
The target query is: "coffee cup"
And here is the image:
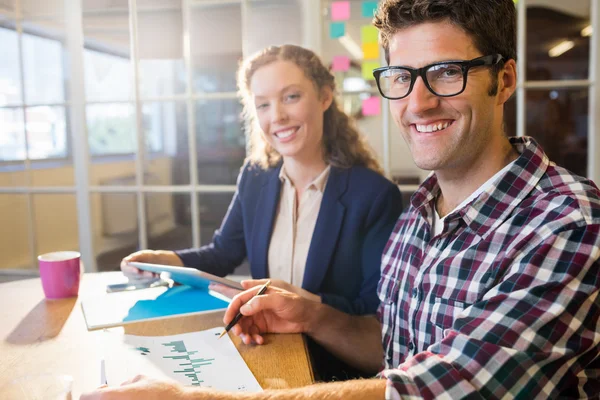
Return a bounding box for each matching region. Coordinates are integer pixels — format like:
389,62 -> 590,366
38,251 -> 82,299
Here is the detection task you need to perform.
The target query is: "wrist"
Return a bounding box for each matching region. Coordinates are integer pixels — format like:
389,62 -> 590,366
159,250 -> 183,266
304,301 -> 328,336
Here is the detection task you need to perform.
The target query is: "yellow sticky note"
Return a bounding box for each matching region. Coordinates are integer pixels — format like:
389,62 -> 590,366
361,25 -> 379,44
362,61 -> 379,80
362,43 -> 379,60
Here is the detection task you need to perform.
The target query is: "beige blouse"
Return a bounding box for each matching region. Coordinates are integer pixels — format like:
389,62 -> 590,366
267,165 -> 331,286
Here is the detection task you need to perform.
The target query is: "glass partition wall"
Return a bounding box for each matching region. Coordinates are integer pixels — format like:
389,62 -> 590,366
0,0 -> 304,273
0,0 -> 598,273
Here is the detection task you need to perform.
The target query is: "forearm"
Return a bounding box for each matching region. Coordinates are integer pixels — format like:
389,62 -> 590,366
181,379 -> 386,400
306,302 -> 383,374
175,246 -> 242,276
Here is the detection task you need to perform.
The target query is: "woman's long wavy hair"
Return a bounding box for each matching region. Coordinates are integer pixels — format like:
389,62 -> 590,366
238,45 -> 383,174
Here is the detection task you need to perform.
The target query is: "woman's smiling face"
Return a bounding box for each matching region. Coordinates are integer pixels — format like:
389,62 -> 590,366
250,60 -> 332,163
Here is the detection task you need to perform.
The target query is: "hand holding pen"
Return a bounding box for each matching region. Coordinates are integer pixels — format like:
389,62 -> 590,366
221,280 -> 318,345
219,280 -> 271,339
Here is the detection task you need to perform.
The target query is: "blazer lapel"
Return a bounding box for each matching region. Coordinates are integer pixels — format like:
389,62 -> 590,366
250,165 -> 282,279
302,167 -> 348,293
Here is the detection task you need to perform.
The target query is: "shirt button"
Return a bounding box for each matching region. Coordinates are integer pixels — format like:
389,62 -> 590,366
411,288 -> 418,298
408,342 -> 415,351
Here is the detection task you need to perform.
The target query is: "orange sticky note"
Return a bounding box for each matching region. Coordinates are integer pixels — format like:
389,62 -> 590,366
362,43 -> 379,60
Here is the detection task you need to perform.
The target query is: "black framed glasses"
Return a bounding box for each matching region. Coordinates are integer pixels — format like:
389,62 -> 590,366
372,54 -> 504,100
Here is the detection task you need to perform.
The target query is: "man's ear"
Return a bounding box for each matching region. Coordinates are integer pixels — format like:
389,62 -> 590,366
320,86 -> 334,111
497,59 -> 517,106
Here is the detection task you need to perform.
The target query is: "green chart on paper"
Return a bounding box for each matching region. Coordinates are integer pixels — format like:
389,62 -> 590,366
111,327 -> 263,392
162,341 -> 215,386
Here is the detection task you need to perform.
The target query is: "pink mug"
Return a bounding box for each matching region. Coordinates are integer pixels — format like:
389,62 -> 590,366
38,251 -> 82,299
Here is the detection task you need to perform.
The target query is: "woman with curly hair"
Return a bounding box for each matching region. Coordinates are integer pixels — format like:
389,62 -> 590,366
121,45 -> 403,378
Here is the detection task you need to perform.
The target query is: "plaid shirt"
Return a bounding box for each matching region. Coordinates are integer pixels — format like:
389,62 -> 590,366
377,137 -> 600,399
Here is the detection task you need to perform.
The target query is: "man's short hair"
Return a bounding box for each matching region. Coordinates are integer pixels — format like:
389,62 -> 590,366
373,0 -> 516,95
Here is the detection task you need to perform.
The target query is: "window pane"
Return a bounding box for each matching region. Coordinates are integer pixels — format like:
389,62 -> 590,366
0,26 -> 22,105
82,0 -> 128,11
138,0 -> 186,97
87,103 -> 135,156
26,106 -> 67,160
30,161 -> 75,188
22,33 -> 65,104
84,50 -> 133,102
245,0 -> 303,55
0,194 -> 32,270
0,107 -> 25,161
526,88 -> 588,177
0,1 -> 15,17
195,99 -> 245,185
92,192 -> 140,271
21,0 -> 64,18
190,3 -> 241,93
198,193 -> 234,246
526,2 -> 590,80
142,101 -> 189,185
83,0 -> 132,102
33,193 -> 79,260
146,193 -> 192,251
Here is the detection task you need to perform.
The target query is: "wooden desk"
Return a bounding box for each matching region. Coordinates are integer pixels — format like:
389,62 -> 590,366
0,272 -> 313,397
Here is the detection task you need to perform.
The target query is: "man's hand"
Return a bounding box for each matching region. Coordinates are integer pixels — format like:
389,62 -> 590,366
80,375 -> 193,400
120,250 -> 183,279
224,285 -> 319,345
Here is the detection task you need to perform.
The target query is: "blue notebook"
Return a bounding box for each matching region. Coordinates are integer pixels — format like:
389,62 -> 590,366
81,285 -> 230,330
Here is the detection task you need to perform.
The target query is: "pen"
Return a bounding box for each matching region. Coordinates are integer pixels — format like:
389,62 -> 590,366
218,280 -> 271,339
100,358 -> 107,386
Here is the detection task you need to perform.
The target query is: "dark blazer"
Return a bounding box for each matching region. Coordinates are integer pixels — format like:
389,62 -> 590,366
176,162 -> 403,315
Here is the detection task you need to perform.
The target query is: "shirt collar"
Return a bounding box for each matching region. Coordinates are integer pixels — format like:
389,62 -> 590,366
411,136 -> 550,237
279,164 -> 331,193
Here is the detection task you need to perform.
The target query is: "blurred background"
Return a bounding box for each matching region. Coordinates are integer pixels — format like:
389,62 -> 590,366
0,0 -> 597,277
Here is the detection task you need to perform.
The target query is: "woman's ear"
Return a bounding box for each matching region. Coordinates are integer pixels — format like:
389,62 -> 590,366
320,86 -> 334,111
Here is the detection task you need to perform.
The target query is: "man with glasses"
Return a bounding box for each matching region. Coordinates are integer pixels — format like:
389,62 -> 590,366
83,0 -> 600,399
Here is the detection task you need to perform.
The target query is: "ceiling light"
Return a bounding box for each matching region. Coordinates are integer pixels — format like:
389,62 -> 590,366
548,40 -> 574,58
581,25 -> 592,37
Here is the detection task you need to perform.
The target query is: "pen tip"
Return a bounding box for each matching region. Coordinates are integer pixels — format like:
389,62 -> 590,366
218,330 -> 227,339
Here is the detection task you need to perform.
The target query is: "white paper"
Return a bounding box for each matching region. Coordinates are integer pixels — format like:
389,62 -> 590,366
104,327 -> 262,392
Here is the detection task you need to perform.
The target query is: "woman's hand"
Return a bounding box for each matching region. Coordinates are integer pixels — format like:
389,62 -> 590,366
120,250 -> 183,279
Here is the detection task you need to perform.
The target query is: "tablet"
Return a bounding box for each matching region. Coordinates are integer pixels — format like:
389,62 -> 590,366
129,262 -> 244,290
